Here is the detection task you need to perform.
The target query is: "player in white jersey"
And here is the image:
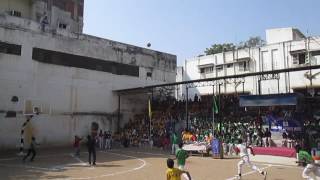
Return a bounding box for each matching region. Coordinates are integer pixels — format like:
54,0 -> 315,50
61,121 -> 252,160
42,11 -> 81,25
234,139 -> 267,179
299,148 -> 320,180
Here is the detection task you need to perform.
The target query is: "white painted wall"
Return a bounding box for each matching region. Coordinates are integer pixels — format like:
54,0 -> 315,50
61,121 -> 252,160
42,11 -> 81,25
266,28 -> 294,44
0,22 -> 176,149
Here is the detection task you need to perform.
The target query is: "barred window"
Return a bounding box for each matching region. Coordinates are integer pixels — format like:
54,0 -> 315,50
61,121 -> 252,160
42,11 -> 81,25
0,41 -> 22,56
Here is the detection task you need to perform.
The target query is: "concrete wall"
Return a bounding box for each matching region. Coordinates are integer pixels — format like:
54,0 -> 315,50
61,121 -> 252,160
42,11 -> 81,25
0,23 -> 176,149
0,0 -> 32,19
266,27 -> 305,45
175,67 -> 184,100
266,28 -> 294,44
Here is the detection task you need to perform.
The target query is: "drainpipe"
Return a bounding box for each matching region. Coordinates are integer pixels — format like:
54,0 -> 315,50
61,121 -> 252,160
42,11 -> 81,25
117,95 -> 121,132
307,37 -> 312,87
185,86 -> 189,130
283,42 -> 288,93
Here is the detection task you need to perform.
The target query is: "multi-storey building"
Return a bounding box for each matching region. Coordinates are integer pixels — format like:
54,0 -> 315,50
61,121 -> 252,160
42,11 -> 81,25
178,28 -> 320,99
0,0 -> 176,149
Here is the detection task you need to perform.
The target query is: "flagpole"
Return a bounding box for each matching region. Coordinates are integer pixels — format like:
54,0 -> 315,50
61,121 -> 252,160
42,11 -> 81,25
148,98 -> 152,141
212,85 -> 215,137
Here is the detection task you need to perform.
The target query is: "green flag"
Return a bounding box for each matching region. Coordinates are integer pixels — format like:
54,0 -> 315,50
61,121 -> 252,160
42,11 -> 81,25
148,98 -> 152,119
213,96 -> 218,114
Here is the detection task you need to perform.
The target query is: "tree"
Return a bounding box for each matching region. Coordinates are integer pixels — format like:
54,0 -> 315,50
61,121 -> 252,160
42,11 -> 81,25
204,43 -> 235,55
238,36 -> 265,49
204,36 -> 265,55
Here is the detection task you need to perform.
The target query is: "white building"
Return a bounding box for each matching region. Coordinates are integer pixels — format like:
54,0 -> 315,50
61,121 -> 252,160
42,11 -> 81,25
0,0 -> 176,149
179,28 -> 320,99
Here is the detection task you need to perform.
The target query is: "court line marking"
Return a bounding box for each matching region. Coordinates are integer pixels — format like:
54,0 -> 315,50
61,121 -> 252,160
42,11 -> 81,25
69,153 -> 87,166
0,153 -> 70,161
111,149 -> 168,157
0,149 -> 302,179
0,163 -> 63,172
111,150 -> 303,170
225,165 -> 272,180
190,155 -> 301,168
257,163 -> 303,169
65,151 -> 147,180
0,151 -> 147,179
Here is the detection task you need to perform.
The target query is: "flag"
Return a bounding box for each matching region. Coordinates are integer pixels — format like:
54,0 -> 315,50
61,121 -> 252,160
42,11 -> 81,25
213,96 -> 218,114
148,99 -> 152,119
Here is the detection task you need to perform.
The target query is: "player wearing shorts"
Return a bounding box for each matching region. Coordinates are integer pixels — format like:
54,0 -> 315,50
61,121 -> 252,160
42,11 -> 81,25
235,139 -> 267,179
176,142 -> 189,170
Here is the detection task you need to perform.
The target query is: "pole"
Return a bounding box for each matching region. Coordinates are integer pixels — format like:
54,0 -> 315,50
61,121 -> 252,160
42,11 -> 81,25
117,95 -> 121,132
277,78 -> 280,93
212,85 -> 215,136
258,79 -> 261,95
148,103 -> 151,142
151,89 -> 154,136
242,81 -> 245,94
151,88 -> 154,101
218,83 -> 221,134
186,86 -> 189,130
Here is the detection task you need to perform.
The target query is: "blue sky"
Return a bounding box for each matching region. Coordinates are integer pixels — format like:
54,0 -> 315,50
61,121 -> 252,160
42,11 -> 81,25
84,0 -> 320,66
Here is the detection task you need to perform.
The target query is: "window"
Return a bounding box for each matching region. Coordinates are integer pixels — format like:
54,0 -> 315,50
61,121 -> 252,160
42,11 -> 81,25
239,61 -> 249,71
298,54 -> 306,64
32,48 -> 139,77
292,53 -> 306,65
147,72 -> 152,77
311,51 -> 320,56
206,66 -> 214,73
0,41 -> 22,56
9,10 -> 21,17
216,65 -> 223,71
200,68 -> 205,73
226,64 -> 233,68
58,23 -> 67,29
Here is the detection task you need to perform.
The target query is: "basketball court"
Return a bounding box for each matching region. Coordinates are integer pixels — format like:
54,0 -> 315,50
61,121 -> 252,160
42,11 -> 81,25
0,147 -> 305,180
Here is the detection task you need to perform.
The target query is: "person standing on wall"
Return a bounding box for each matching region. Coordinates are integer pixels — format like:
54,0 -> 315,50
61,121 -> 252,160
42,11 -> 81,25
87,135 -> 96,166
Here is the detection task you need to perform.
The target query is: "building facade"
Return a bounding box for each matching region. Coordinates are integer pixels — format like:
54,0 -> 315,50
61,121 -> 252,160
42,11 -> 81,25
0,0 -> 84,34
0,0 -> 176,149
179,28 -> 320,99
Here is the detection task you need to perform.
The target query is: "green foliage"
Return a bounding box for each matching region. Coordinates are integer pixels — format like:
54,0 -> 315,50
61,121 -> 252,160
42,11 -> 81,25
204,43 -> 235,55
238,36 -> 265,49
204,36 -> 265,55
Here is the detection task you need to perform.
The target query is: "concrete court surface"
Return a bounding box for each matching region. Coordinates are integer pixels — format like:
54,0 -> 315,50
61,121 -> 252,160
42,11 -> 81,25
0,147 -> 308,180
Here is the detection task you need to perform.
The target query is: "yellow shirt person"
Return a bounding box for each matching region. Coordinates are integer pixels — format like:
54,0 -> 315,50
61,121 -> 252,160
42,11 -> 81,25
166,167 -> 183,180
166,158 -> 191,180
